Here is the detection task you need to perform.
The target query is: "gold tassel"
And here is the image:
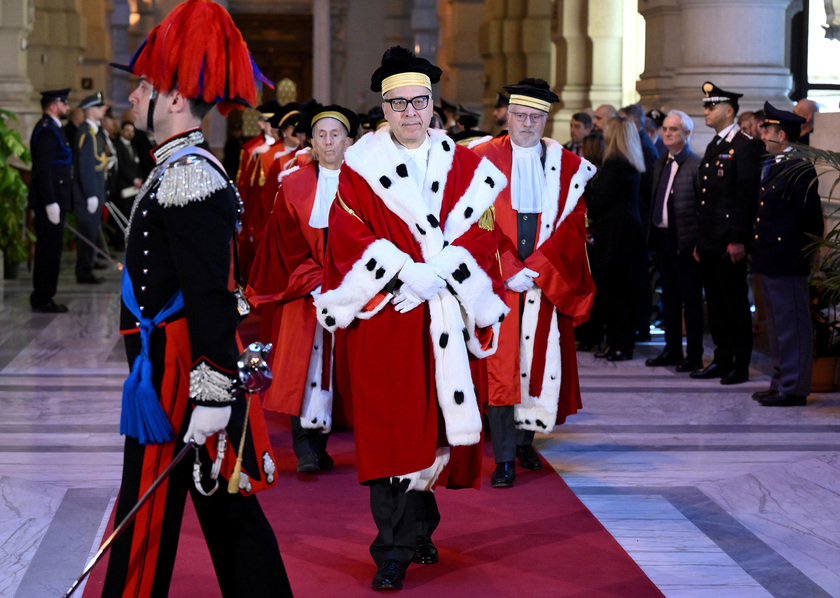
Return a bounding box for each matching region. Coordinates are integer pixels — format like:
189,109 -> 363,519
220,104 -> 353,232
479,205 -> 496,231
227,392 -> 253,494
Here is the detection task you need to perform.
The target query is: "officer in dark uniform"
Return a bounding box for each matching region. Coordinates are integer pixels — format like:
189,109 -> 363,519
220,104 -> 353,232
690,82 -> 762,385
751,102 -> 824,406
29,88 -> 73,313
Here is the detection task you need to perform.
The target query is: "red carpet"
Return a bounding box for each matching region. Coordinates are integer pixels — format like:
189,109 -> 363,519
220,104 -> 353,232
84,413 -> 663,597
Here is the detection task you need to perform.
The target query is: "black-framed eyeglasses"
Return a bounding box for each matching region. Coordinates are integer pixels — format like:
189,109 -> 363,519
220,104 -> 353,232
383,95 -> 431,112
509,111 -> 546,124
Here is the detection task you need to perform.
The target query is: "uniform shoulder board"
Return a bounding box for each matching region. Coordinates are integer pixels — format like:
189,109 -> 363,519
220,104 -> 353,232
157,154 -> 229,208
739,129 -> 753,140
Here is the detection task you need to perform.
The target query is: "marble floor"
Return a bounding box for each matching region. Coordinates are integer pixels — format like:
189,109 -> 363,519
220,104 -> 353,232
1,259 -> 839,597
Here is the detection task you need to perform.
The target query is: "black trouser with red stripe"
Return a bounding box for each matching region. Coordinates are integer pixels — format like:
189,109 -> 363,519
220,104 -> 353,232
103,324 -> 292,597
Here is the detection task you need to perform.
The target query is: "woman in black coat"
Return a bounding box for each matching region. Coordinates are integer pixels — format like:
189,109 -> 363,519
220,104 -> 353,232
585,116 -> 647,360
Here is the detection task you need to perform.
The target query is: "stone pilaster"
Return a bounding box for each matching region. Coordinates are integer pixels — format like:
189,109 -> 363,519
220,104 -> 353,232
313,0 -> 331,102
438,0 -> 485,119
588,0 -> 625,110
0,0 -> 35,126
26,0 -> 82,106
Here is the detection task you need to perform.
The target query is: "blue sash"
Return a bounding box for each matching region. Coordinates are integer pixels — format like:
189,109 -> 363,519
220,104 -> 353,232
120,268 -> 185,444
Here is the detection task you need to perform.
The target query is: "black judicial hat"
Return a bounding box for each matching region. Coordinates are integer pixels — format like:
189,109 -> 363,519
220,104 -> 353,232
370,46 -> 442,94
304,104 -> 360,138
256,99 -> 282,119
494,92 -> 510,108
503,78 -> 559,113
269,103 -> 301,130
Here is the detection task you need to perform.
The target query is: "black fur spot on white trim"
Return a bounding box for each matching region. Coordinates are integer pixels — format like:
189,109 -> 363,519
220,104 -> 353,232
528,299 -> 535,304
431,181 -> 439,193
311,382 -> 317,388
499,313 -> 505,322
574,183 -> 579,189
442,141 -> 451,151
325,315 -> 336,327
375,267 -> 386,279
550,375 -> 556,380
312,417 -> 318,424
396,163 -> 409,178
525,335 -> 530,340
551,166 -> 557,171
484,176 -> 495,188
427,214 -> 439,228
536,419 -> 547,429
452,263 -> 471,283
380,176 -> 392,188
454,390 -> 465,404
521,373 -> 527,378
322,308 -> 329,314
439,332 -> 449,348
462,327 -> 469,342
464,207 -> 474,218
416,224 -> 426,235
443,240 -> 449,247
314,345 -> 319,350
587,165 -> 592,171
366,258 -> 377,271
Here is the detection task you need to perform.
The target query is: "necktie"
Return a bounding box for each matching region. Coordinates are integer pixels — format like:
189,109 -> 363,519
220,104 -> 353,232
651,157 -> 674,228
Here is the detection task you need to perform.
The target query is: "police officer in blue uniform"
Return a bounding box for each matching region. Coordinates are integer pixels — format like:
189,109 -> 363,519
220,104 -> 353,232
29,88 -> 73,313
690,82 -> 762,385
751,102 -> 824,406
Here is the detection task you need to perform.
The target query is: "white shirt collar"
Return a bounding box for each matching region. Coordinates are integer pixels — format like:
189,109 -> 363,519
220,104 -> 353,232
85,118 -> 99,133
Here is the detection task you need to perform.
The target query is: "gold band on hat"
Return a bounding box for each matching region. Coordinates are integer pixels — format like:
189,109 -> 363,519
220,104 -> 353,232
311,110 -> 351,133
509,94 -> 551,113
278,110 -> 299,128
381,73 -> 432,95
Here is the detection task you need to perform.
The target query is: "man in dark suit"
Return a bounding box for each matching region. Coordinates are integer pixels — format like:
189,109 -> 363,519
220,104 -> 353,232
645,110 -> 704,372
29,89 -> 73,313
690,82 -> 762,385
72,92 -> 109,284
751,102 -> 824,406
563,112 -> 592,156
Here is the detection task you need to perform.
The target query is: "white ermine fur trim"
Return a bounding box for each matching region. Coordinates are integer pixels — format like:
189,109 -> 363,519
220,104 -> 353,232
428,293 -> 483,446
392,448 -> 450,492
467,135 -> 493,150
428,245 -> 509,332
441,157 -> 507,245
537,140 -> 596,247
262,451 -> 276,484
514,288 -> 562,433
189,362 -> 235,403
298,322 -> 333,432
278,163 -> 300,184
315,239 -> 409,331
157,155 -> 229,208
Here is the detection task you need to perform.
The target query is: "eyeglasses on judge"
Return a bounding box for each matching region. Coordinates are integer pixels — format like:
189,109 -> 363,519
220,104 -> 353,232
509,111 -> 546,124
383,95 -> 431,112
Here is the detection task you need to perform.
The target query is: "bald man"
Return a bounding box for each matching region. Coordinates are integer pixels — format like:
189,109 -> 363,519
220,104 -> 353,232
592,104 -> 618,132
793,99 -> 819,145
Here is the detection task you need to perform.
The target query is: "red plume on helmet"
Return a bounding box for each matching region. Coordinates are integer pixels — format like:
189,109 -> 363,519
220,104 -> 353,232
120,0 -> 272,116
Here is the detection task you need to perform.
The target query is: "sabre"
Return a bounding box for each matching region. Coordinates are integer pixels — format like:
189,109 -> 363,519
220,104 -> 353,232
64,221 -> 123,271
62,440 -> 196,598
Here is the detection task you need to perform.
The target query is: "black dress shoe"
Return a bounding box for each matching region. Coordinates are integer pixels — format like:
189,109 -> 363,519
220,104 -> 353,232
720,368 -> 749,385
31,301 -> 68,313
491,461 -> 516,487
759,392 -> 807,407
516,444 -> 543,470
317,451 -> 334,471
77,274 -> 104,284
593,346 -> 613,359
413,536 -> 439,564
645,350 -> 683,367
606,348 -> 633,362
296,452 -> 320,473
689,363 -> 731,379
371,560 -> 406,590
676,358 -> 703,373
751,389 -> 779,401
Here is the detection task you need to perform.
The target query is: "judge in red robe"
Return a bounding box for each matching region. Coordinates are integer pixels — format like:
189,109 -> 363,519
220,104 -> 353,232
315,47 -> 508,591
246,105 -> 359,473
471,79 -> 596,488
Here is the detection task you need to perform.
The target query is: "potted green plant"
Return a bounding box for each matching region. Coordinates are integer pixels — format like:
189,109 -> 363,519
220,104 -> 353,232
0,108 -> 33,279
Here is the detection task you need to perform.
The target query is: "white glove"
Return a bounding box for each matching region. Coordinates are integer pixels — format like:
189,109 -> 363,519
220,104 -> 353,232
184,405 -> 232,445
399,261 -> 446,301
391,290 -> 423,313
45,203 -> 60,225
310,285 -> 322,300
505,268 -> 539,293
86,196 -> 98,214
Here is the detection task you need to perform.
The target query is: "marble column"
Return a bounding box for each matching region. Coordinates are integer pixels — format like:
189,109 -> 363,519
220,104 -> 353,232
313,0 -> 331,102
480,0 -> 508,127
0,0 -> 35,126
588,0 -> 625,110
552,0 -> 591,139
438,0 -> 485,117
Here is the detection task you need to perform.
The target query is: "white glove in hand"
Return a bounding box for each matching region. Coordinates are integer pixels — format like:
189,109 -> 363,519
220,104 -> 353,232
310,285 -> 322,300
45,203 -> 60,225
86,196 -> 98,214
184,405 -> 231,445
391,290 -> 423,313
399,261 -> 446,301
505,268 -> 539,293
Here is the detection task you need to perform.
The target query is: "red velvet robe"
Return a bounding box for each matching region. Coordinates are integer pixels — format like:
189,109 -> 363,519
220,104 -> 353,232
246,162 -> 343,430
472,134 -> 596,431
316,126 -> 508,487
